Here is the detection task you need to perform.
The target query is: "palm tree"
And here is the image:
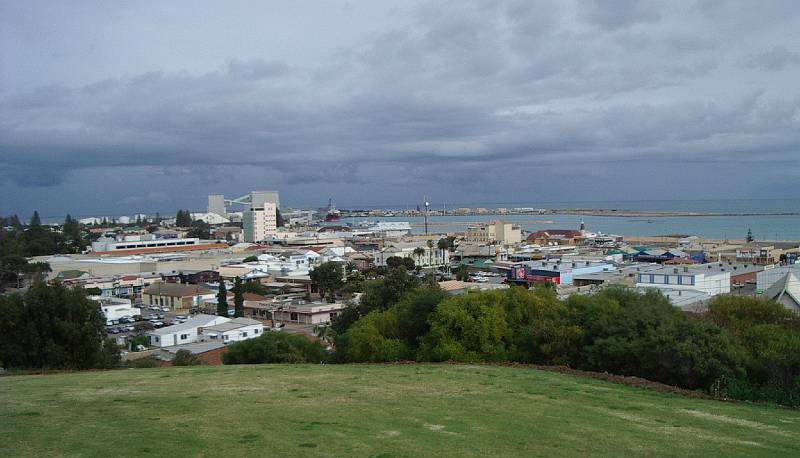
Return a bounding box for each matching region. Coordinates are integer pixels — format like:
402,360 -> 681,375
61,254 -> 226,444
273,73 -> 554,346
413,247 -> 426,267
426,239 -> 434,265
314,324 -> 335,346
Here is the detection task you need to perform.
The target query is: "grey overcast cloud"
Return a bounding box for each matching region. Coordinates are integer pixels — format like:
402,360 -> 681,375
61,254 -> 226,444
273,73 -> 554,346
1,0 -> 799,217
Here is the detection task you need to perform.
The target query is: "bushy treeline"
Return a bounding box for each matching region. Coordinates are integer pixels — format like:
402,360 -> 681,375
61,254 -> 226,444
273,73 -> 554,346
1,213 -> 87,257
223,332 -> 328,364
332,282 -> 800,406
0,282 -> 120,370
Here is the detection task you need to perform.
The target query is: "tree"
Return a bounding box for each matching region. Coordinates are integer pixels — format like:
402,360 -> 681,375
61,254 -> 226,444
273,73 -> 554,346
310,262 -> 344,302
746,228 -> 754,242
454,264 -> 469,281
223,332 -> 327,364
173,349 -> 203,366
29,211 -> 41,227
240,281 -> 267,296
276,208 -> 285,227
386,256 -> 404,269
62,214 -> 86,253
242,255 -> 259,263
187,219 -> 211,239
420,290 -> 512,362
438,236 -> 455,251
0,282 -> 120,370
233,277 -> 245,318
427,239 -> 435,265
176,210 -> 192,227
217,281 -> 229,317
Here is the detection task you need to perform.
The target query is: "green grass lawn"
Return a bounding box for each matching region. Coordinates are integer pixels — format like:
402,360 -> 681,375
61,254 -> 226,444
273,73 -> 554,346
2,364 -> 799,457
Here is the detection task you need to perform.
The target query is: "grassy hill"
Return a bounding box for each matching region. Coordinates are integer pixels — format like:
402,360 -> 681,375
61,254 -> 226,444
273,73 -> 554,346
2,364 -> 799,457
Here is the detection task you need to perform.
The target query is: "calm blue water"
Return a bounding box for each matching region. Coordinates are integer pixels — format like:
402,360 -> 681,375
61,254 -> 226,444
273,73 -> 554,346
341,199 -> 800,241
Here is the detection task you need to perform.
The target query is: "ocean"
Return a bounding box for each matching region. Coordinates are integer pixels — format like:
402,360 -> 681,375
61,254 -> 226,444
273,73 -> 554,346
340,199 -> 800,241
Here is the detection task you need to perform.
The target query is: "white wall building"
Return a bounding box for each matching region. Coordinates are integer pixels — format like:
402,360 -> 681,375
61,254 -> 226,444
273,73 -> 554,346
190,212 -> 231,225
91,236 -> 203,253
373,241 -> 450,268
91,296 -> 141,324
147,314 -> 230,348
757,265 -> 800,312
636,264 -> 731,295
636,264 -> 731,309
243,202 -> 277,242
202,318 -> 264,343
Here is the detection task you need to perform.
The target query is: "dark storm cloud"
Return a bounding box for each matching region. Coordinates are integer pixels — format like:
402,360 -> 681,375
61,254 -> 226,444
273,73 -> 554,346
1,0 -> 799,214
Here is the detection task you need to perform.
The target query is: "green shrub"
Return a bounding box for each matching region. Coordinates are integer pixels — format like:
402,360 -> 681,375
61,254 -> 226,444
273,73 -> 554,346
172,349 -> 203,366
127,357 -> 160,368
223,332 -> 327,364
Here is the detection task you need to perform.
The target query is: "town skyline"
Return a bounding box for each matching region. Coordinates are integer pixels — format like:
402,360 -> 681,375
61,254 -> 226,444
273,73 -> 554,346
2,1 -> 800,216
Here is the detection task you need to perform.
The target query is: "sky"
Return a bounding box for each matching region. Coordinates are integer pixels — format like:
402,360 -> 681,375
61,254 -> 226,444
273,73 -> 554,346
1,0 -> 799,218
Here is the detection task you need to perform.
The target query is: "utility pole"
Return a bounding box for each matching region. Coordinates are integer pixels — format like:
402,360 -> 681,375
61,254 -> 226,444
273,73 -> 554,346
424,197 -> 430,236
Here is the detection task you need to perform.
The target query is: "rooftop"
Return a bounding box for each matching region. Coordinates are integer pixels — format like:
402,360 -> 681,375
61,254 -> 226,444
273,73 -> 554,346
148,314 -> 229,336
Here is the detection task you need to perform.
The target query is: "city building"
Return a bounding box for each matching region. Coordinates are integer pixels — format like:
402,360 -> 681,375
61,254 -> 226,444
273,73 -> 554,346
141,283 -> 215,311
92,296 -> 141,325
147,314 -> 230,347
272,301 -> 346,325
242,202 -> 277,242
464,221 -> 522,245
507,259 -> 615,286
208,191 -> 280,217
373,241 -> 450,268
757,265 -> 800,312
91,235 -> 226,255
202,317 -> 264,343
635,264 -> 731,296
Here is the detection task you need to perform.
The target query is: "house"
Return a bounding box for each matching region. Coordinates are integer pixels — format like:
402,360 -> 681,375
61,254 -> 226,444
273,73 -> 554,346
92,296 -> 141,324
141,283 -> 215,311
373,241 -> 450,268
635,263 -> 737,309
146,314 -> 230,347
757,265 -> 800,312
154,342 -> 229,365
272,301 -> 345,325
636,264 -> 731,295
178,270 -> 220,285
202,318 -> 264,344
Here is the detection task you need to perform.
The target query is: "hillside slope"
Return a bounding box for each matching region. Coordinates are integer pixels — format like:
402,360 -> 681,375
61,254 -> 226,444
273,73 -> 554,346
2,364 -> 799,457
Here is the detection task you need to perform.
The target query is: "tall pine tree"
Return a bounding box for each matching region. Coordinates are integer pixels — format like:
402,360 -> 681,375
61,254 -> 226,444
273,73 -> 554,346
30,211 -> 41,226
233,277 -> 244,318
217,281 -> 229,317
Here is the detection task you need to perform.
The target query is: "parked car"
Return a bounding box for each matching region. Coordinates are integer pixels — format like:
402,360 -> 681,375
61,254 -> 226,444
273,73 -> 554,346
151,321 -> 164,327
174,315 -> 187,320
161,307 -> 170,312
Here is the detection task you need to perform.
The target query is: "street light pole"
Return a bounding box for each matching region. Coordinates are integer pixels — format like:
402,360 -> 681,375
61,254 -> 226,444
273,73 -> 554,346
424,197 -> 430,236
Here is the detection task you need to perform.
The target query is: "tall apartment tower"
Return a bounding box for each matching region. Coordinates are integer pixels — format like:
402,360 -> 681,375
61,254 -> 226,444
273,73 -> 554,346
243,202 -> 277,242
208,194 -> 226,217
